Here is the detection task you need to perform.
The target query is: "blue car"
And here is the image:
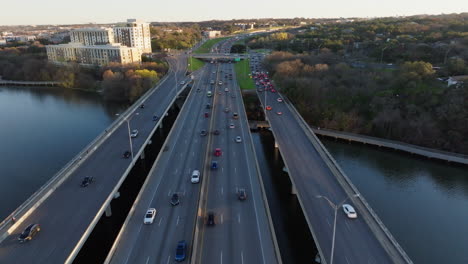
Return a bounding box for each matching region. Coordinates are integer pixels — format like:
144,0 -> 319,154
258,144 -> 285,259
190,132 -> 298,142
211,161 -> 218,170
175,240 -> 187,262
152,115 -> 159,121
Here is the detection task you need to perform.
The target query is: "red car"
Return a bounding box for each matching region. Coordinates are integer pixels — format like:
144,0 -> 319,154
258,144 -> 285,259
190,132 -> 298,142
204,112 -> 209,118
271,89 -> 277,93
266,106 -> 272,111
214,148 -> 222,157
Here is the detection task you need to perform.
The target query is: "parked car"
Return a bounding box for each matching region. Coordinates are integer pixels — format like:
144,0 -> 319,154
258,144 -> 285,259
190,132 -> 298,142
238,188 -> 247,200
235,136 -> 242,143
130,129 -> 139,138
80,176 -> 94,187
175,240 -> 187,262
211,161 -> 218,170
171,193 -> 180,206
207,212 -> 215,226
191,170 -> 200,183
143,208 -> 157,224
123,151 -> 131,159
342,204 -> 357,219
18,223 -> 40,243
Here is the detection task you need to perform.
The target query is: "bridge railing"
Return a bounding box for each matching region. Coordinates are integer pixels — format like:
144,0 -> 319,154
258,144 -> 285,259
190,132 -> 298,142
0,65 -> 173,242
282,96 -> 413,264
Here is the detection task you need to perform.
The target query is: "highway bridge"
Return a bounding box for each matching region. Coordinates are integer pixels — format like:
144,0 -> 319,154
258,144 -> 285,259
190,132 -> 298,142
0,55 -> 190,264
252,52 -> 412,264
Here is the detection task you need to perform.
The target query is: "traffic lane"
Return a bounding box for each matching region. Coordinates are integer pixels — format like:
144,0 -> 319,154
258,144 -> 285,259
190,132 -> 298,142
265,99 -> 392,263
109,68 -> 209,263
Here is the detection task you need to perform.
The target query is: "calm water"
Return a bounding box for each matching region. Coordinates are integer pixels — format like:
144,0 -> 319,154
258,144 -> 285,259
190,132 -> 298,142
0,86 -> 125,221
321,139 -> 468,264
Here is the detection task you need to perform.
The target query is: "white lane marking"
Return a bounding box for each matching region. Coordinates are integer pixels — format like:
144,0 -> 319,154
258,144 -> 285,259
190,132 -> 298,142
166,255 -> 170,264
175,168 -> 178,174
168,190 -> 171,196
145,256 -> 150,264
180,153 -> 183,157
221,214 -> 224,224
221,167 -> 224,173
192,151 -> 195,157
221,187 -> 224,195
241,251 -> 244,264
221,251 -> 223,264
185,139 -> 187,144
233,151 -> 236,156
234,167 -> 237,173
238,213 -> 241,223
326,218 -> 331,228
176,216 -> 180,226
195,139 -> 198,143
345,256 -> 351,264
158,217 -> 163,226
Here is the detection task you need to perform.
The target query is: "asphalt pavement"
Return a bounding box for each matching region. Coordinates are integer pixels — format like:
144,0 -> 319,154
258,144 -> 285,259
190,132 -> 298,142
0,55 -> 189,264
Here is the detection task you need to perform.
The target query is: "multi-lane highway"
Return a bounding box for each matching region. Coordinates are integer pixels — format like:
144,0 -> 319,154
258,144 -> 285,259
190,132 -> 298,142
196,62 -> 279,264
105,63 -> 213,264
0,55 -> 189,264
251,51 -> 410,264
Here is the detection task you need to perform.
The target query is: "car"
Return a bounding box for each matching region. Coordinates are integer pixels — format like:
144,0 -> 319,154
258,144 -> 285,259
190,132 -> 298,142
175,240 -> 187,262
200,130 -> 207,136
130,129 -> 138,138
18,223 -> 40,243
276,111 -> 283,115
233,113 -> 238,119
266,106 -> 272,111
277,98 -> 283,102
206,103 -> 211,109
271,89 -> 277,93
171,193 -> 180,206
180,81 -> 186,85
214,148 -> 222,157
211,161 -> 218,169
123,150 -> 131,158
218,81 -> 223,85
213,129 -> 220,135
224,88 -> 229,92
229,123 -> 235,129
140,104 -> 145,108
80,176 -> 94,187
224,108 -> 229,113
207,212 -> 215,226
152,115 -> 159,121
191,170 -> 200,183
204,112 -> 209,118
143,208 -> 157,224
235,136 -> 242,143
238,188 -> 247,200
258,89 -> 263,92
342,204 -> 357,219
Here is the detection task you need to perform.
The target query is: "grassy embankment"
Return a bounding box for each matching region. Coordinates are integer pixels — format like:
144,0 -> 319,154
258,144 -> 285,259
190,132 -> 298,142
234,59 -> 255,90
194,37 -> 229,54
188,57 -> 205,72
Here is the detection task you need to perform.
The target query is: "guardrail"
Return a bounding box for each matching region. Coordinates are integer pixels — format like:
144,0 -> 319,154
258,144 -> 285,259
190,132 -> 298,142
0,61 -> 174,243
282,96 -> 413,264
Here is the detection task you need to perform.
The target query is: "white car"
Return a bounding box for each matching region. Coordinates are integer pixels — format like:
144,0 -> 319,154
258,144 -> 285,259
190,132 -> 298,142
277,98 -> 283,103
235,136 -> 242,143
342,204 -> 357,219
180,81 -> 185,85
224,88 -> 229,92
191,170 -> 200,183
229,123 -> 235,129
144,208 -> 157,224
130,129 -> 139,138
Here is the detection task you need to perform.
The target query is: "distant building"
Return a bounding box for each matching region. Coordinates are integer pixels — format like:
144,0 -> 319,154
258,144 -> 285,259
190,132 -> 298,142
0,39 -> 6,46
447,75 -> 468,87
46,19 -> 150,66
203,30 -> 221,39
113,19 -> 152,53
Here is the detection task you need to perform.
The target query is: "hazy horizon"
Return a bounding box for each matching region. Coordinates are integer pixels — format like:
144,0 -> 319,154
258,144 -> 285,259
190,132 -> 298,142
1,0 -> 467,26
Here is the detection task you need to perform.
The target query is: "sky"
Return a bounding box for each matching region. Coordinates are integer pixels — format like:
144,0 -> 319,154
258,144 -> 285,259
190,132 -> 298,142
1,0 -> 467,25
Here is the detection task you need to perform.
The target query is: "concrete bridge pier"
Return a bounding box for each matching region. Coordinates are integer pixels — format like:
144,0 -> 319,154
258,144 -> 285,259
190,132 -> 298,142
291,184 -> 297,195
105,192 -> 120,217
140,149 -> 145,160
274,141 -> 279,148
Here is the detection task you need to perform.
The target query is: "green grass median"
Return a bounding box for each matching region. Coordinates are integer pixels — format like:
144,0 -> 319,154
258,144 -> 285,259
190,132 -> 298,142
194,37 -> 229,54
188,57 -> 205,72
234,59 -> 255,90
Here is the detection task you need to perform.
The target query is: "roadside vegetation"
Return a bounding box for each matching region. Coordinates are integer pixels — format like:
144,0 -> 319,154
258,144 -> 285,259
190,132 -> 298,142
150,26 -> 201,51
234,59 -> 255,90
194,37 -> 228,54
188,57 -> 205,72
251,13 -> 468,154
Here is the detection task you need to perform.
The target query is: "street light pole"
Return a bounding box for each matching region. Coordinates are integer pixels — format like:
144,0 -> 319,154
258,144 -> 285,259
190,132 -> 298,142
380,46 -> 388,64
316,194 -> 360,264
126,118 -> 134,160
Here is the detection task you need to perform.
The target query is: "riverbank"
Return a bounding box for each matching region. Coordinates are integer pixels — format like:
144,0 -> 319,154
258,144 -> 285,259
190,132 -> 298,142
313,127 -> 468,166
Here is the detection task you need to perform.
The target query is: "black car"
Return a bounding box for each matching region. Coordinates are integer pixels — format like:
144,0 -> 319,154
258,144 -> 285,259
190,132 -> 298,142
200,130 -> 207,136
171,193 -> 180,206
140,104 -> 145,108
153,115 -> 159,121
18,223 -> 40,243
123,151 -> 131,159
238,188 -> 247,200
207,212 -> 215,226
206,103 -> 211,109
213,130 -> 220,135
81,176 -> 94,187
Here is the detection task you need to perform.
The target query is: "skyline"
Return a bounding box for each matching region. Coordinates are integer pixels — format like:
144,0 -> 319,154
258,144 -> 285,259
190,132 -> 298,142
1,0 -> 467,26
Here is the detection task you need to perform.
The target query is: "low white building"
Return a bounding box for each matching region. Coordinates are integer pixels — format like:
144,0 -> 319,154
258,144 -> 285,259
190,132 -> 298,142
0,39 -> 6,46
203,30 -> 221,39
447,75 -> 468,87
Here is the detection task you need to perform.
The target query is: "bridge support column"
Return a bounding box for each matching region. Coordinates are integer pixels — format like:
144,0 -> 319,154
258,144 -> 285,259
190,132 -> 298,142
148,140 -> 152,145
291,184 -> 297,195
274,141 -> 279,148
140,149 -> 145,160
159,121 -> 163,129
105,204 -> 112,217
282,166 -> 289,174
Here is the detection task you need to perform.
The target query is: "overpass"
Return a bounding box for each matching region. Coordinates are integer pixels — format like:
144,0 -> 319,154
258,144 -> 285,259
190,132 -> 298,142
105,41 -> 280,264
252,53 -> 413,263
192,53 -> 247,61
0,55 -> 190,264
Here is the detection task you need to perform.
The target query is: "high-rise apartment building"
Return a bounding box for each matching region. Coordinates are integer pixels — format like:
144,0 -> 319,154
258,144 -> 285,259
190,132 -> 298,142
46,19 -> 151,66
113,19 -> 152,53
